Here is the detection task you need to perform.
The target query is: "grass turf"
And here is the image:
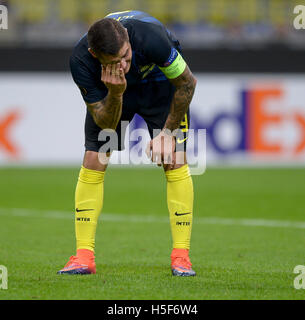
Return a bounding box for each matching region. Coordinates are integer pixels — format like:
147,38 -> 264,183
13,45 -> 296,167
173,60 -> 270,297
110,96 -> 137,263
0,166 -> 304,300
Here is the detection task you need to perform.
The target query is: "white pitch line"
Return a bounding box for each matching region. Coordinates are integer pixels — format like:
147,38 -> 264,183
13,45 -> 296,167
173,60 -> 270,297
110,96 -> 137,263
0,207 -> 305,229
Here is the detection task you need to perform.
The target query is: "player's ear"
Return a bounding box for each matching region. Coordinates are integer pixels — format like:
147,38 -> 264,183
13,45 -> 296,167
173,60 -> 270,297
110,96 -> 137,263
88,48 -> 98,58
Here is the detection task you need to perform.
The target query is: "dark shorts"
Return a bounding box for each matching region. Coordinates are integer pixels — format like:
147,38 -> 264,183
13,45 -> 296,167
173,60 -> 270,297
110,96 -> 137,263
85,80 -> 190,153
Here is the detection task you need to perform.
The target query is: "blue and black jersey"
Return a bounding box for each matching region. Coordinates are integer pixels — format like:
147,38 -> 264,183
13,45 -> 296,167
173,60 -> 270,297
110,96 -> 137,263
70,10 -> 183,104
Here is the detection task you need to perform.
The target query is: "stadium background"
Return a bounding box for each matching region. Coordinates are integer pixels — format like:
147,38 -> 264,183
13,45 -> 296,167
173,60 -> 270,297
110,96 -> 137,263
1,0 -> 305,166
1,0 -> 305,300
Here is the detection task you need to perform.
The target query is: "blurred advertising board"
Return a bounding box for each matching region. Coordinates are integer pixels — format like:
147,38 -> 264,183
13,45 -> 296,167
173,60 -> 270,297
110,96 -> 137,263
0,73 -> 304,166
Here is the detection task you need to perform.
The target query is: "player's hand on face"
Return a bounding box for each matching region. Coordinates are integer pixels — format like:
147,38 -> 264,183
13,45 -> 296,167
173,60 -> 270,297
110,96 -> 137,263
146,130 -> 176,169
101,62 -> 127,96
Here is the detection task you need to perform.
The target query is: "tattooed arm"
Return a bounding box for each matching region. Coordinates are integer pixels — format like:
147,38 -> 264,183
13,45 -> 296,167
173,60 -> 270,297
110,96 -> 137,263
164,65 -> 197,132
145,65 -> 196,167
86,63 -> 126,130
86,93 -> 123,130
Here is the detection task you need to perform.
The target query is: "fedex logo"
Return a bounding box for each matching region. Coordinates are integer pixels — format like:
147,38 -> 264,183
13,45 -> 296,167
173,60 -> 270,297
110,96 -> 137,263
191,87 -> 305,156
0,110 -> 20,158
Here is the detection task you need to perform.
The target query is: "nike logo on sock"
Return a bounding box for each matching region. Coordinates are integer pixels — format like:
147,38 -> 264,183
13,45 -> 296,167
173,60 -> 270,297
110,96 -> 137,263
75,208 -> 94,213
174,212 -> 191,216
176,137 -> 188,144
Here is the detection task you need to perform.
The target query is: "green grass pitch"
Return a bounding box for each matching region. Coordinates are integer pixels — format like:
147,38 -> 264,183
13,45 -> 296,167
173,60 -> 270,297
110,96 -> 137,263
0,166 -> 305,300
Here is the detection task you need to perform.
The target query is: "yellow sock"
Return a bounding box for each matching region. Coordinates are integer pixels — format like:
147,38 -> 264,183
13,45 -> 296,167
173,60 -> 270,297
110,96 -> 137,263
165,164 -> 193,250
75,166 -> 104,252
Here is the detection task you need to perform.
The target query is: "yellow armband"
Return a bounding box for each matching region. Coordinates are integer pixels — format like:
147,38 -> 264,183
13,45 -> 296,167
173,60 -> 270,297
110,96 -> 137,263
159,52 -> 186,79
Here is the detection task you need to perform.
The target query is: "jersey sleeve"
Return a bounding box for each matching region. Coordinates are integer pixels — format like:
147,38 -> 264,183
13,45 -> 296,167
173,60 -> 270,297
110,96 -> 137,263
140,23 -> 187,79
70,56 -> 107,104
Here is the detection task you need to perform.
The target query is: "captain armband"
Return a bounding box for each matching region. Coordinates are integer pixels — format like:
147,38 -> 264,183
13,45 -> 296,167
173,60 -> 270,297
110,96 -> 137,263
158,49 -> 187,79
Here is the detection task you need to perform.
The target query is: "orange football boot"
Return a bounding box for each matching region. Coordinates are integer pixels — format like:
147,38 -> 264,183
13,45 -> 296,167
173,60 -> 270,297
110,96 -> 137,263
171,248 -> 196,277
57,249 -> 96,275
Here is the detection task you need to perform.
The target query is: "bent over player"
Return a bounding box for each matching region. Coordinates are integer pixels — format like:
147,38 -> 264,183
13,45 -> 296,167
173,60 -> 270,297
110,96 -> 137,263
58,10 -> 197,276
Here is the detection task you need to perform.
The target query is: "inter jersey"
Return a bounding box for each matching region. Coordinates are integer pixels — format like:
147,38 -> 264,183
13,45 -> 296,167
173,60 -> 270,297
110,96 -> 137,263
70,10 -> 185,104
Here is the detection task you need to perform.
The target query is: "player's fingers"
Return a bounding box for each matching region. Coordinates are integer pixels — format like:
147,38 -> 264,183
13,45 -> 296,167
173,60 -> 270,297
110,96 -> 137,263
119,67 -> 125,81
115,63 -> 121,76
101,66 -> 105,81
164,152 -> 172,166
152,153 -> 159,164
114,63 -> 123,83
159,154 -> 167,167
157,153 -> 163,166
152,151 -> 162,165
170,152 -> 176,170
113,63 -> 118,77
105,64 -> 111,81
119,62 -> 124,73
111,64 -> 117,80
145,142 -> 152,159
151,150 -> 157,163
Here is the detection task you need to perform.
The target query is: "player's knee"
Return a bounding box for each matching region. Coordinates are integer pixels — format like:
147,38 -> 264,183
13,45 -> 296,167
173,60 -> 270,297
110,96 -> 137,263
83,151 -> 109,172
163,152 -> 187,172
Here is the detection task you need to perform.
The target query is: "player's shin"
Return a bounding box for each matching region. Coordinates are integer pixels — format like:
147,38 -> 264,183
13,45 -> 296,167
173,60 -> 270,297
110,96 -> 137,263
75,166 -> 104,253
165,164 -> 193,250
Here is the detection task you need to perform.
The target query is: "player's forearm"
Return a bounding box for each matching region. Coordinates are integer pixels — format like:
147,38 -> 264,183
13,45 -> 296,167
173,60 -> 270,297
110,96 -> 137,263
164,76 -> 196,132
87,92 -> 123,130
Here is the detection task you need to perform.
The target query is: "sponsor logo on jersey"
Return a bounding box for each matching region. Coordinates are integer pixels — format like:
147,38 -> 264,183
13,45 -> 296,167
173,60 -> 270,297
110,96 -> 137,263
140,64 -> 156,79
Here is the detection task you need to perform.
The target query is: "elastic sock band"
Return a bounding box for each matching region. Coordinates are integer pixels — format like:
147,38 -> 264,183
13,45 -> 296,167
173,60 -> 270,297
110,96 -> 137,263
79,166 -> 105,184
165,164 -> 190,182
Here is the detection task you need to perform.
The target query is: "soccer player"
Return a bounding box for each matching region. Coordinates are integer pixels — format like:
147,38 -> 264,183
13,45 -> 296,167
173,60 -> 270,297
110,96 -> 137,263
57,10 -> 197,276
